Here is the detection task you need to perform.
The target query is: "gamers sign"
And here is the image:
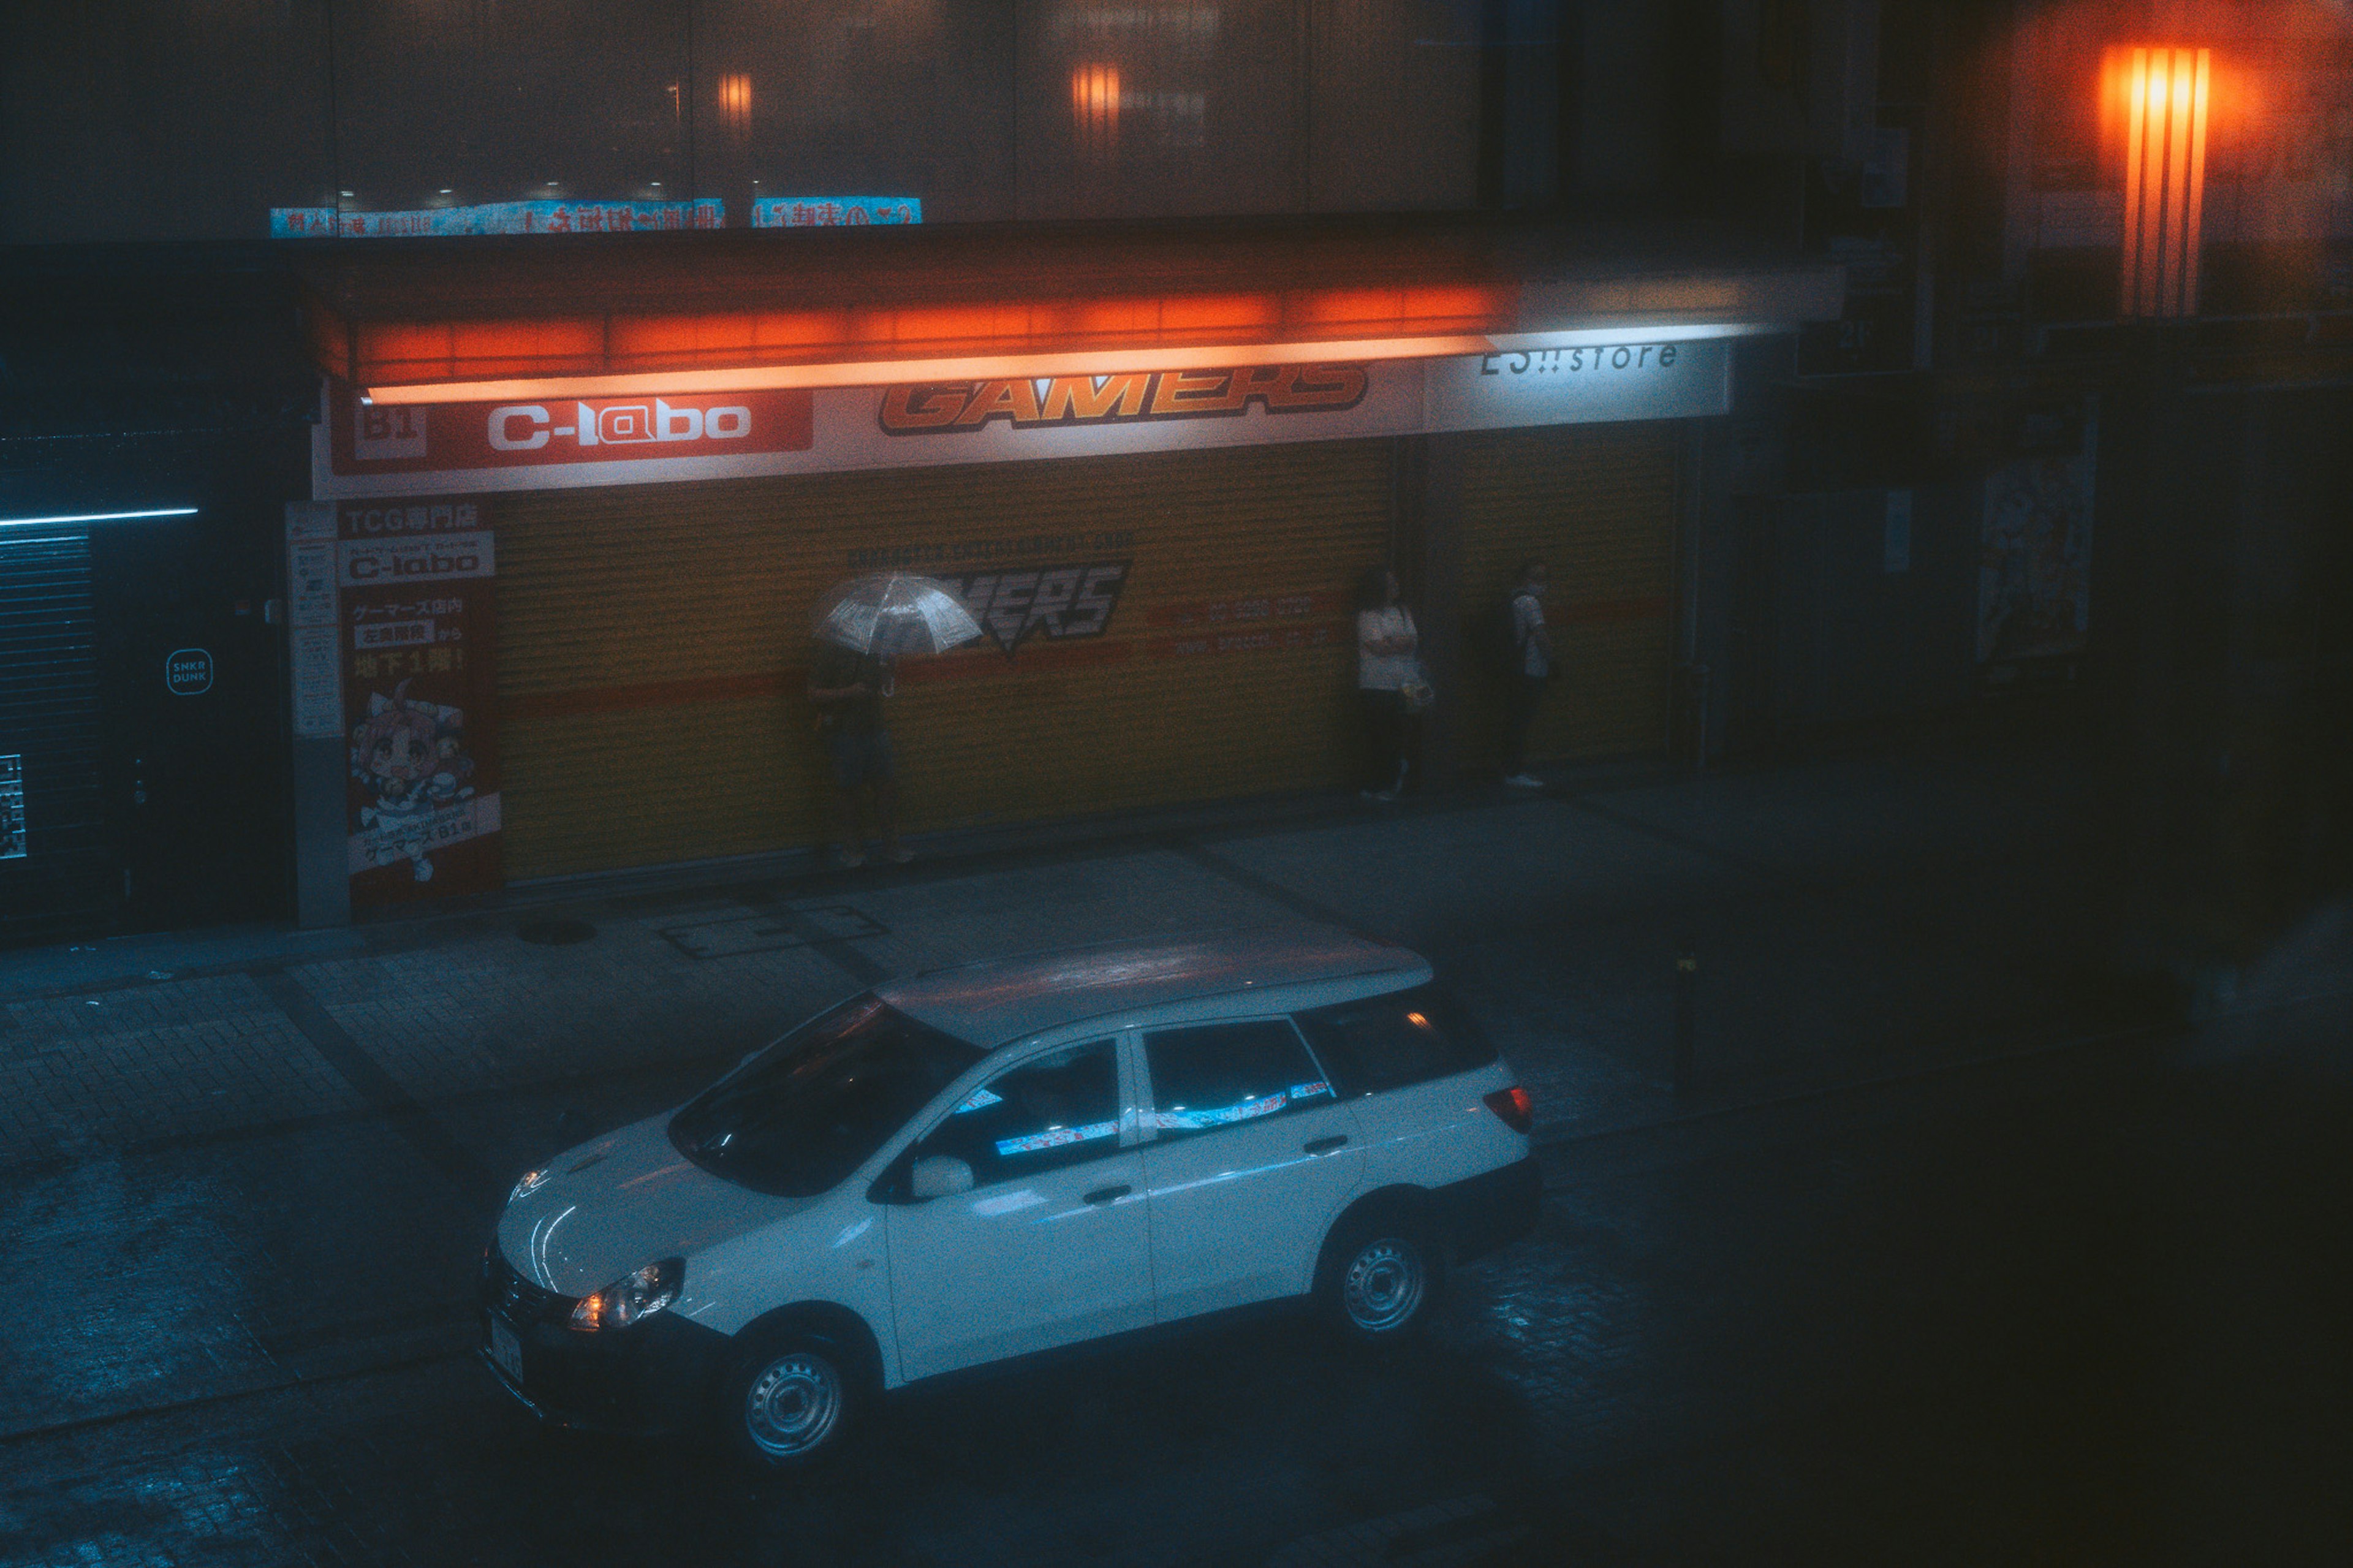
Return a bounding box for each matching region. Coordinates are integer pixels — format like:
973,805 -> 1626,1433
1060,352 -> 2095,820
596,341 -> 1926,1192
879,365 -> 1370,436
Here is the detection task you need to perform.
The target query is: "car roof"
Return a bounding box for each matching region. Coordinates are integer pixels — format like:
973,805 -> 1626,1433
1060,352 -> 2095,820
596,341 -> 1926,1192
877,926 -> 1425,1048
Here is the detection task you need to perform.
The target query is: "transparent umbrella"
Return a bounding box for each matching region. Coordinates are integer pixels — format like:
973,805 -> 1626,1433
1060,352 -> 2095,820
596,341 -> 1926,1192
810,573 -> 985,659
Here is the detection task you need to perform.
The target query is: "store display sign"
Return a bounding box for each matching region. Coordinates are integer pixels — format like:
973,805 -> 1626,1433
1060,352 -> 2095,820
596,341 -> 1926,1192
1,754 -> 23,860
328,382 -> 813,479
316,338 -> 1733,498
1978,403 -> 2097,664
272,199 -> 723,239
1422,338 -> 1731,430
752,197 -> 922,227
336,500 -> 501,906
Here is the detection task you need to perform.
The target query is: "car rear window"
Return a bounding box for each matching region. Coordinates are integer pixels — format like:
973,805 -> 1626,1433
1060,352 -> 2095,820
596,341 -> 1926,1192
1290,983 -> 1497,1099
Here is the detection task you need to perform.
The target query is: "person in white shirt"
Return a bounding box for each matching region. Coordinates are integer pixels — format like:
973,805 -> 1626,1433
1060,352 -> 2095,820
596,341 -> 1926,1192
1355,565 -> 1419,801
1502,561 -> 1555,788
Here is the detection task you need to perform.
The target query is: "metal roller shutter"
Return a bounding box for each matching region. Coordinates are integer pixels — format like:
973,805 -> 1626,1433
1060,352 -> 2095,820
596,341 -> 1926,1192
494,439 -> 1395,879
0,526 -> 111,942
1455,422 -> 1679,770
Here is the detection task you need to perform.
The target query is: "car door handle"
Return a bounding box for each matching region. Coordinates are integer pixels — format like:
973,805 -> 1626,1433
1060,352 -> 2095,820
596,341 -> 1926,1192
1083,1184 -> 1131,1205
1302,1134 -> 1349,1154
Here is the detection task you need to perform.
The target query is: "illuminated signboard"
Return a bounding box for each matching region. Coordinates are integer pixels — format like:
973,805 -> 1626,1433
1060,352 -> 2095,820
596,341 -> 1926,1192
315,338 -> 1732,498
272,199 -> 724,239
751,197 -> 922,227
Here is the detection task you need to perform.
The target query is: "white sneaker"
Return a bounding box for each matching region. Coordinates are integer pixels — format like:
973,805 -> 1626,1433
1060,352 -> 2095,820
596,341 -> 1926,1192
1504,773 -> 1544,789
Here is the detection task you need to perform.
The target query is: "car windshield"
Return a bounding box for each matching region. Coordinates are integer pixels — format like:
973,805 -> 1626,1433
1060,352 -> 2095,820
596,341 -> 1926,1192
670,996 -> 982,1197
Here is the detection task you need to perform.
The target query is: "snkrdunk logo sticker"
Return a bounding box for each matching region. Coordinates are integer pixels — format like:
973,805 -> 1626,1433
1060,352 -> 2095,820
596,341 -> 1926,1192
879,365 -> 1369,436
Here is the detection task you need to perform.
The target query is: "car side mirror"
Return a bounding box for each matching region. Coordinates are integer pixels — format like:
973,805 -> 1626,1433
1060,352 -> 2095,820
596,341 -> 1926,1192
908,1154 -> 974,1201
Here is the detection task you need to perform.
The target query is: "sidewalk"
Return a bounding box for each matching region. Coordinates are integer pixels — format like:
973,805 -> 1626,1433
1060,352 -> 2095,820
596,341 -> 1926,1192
0,706 -> 2134,1173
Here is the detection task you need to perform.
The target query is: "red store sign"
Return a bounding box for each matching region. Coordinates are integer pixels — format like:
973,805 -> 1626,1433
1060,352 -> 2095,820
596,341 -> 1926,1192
326,381 -> 813,476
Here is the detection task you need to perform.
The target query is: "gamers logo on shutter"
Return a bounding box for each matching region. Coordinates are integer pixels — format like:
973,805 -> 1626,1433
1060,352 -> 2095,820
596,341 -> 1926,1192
941,562 -> 1131,656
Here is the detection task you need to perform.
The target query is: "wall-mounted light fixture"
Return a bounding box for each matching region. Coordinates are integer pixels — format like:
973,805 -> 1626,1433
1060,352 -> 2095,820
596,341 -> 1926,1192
2115,45 -> 2211,318
718,74 -> 752,137
1072,64 -> 1121,161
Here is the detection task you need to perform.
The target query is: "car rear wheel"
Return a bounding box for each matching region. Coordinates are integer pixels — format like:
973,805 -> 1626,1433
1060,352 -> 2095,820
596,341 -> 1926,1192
718,1330 -> 864,1470
1318,1213 -> 1444,1344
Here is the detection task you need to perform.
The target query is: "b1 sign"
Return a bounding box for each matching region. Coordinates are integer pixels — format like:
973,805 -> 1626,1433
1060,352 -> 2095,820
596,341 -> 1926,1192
327,382 -> 813,479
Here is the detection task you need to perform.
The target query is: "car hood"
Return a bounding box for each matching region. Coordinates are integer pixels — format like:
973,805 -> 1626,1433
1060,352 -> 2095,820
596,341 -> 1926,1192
494,1110 -> 811,1296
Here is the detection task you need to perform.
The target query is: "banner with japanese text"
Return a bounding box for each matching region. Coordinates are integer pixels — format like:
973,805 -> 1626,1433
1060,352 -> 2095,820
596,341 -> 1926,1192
338,499 -> 501,904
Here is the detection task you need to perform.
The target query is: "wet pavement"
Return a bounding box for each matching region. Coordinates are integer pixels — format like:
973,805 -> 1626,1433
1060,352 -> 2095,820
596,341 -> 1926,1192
2,710 -> 2347,1564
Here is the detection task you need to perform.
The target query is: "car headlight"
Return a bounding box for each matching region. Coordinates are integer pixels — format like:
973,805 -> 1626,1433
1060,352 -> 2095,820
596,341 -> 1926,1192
509,1167 -> 554,1204
570,1258 -> 683,1332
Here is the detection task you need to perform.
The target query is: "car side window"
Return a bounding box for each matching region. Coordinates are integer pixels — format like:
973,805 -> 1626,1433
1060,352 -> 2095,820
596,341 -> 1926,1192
1140,1020 -> 1336,1138
1290,983 -> 1499,1099
912,1039 -> 1123,1187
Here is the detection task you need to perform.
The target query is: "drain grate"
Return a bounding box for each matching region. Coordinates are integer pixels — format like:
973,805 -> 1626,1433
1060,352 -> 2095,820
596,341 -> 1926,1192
659,904 -> 885,960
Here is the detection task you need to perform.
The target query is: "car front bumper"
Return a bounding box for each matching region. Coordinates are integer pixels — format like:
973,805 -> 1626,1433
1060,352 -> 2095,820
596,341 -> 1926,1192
479,1251 -> 730,1437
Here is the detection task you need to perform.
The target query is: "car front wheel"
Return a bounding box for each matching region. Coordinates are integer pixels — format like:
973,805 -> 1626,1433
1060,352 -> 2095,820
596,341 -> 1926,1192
1319,1215 -> 1444,1343
718,1330 -> 863,1470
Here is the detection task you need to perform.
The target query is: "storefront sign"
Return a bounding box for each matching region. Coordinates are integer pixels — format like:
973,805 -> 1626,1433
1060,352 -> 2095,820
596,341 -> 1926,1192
286,501 -> 344,739
315,338 -> 1732,498
1422,339 -> 1730,430
337,501 -> 501,905
164,649 -> 214,695
1,754 -> 23,860
751,196 -> 922,227
878,365 -> 1368,436
272,199 -> 724,239
330,385 -> 812,478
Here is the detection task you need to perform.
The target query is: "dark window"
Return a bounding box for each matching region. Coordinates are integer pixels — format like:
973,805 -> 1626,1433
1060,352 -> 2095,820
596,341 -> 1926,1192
1291,984 -> 1498,1099
670,996 -> 981,1197
912,1039 -> 1124,1187
1141,1019 -> 1334,1138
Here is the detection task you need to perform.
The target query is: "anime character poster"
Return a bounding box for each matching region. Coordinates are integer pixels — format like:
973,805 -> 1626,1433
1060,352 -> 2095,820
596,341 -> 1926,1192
338,501 -> 501,905
1977,402 -> 2097,664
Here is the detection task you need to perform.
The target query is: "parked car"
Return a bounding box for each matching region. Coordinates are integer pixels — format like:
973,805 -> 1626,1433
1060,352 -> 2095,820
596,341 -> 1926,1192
479,926 -> 1540,1468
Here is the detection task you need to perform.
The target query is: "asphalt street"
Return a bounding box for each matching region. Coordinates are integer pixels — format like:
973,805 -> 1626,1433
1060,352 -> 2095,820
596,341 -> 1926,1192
1,714 -> 2347,1566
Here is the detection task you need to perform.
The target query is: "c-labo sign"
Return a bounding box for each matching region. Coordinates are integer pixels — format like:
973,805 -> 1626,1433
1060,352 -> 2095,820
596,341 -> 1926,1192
314,334 -> 1732,499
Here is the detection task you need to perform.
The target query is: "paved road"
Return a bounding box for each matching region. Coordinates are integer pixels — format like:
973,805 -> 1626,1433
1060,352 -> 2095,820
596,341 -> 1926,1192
2,985 -> 2343,1567
3,721 -> 2344,1564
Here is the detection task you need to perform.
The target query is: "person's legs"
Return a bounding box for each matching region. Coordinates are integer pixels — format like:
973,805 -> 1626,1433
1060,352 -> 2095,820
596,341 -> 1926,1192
1502,675 -> 1545,780
868,730 -> 908,862
826,733 -> 867,862
1360,689 -> 1401,796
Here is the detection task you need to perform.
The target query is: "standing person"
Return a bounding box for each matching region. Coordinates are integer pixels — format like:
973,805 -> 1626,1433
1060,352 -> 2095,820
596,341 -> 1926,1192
807,638 -> 911,867
1502,561 -> 1556,789
1356,565 -> 1420,801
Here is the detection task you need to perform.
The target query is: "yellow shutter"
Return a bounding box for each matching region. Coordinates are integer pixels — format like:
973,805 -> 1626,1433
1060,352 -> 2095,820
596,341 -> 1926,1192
1455,421 -> 1680,770
493,439 -> 1396,879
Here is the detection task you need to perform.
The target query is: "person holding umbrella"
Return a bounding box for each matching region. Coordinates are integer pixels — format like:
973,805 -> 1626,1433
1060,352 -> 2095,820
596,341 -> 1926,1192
806,573 -> 984,868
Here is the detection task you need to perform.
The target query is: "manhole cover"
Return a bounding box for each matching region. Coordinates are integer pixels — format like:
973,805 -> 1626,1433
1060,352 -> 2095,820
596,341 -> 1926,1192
517,917 -> 597,946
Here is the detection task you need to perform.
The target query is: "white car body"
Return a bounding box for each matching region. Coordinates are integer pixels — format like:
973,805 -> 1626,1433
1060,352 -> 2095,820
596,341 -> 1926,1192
482,927 -> 1539,1435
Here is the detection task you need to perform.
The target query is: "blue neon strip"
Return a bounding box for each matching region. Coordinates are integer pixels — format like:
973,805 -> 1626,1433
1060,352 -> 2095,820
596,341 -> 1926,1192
0,508 -> 197,529
952,1086 -> 1004,1114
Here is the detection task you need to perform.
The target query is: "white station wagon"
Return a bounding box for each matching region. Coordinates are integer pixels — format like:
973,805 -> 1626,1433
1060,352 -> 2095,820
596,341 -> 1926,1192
480,927 -> 1540,1467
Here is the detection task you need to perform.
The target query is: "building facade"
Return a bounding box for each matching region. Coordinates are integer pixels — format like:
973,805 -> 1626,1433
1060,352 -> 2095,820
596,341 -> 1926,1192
2,1 -> 2346,955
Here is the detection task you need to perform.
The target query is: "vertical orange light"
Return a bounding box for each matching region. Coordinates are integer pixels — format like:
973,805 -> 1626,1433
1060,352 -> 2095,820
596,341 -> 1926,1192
1072,63 -> 1120,161
2119,47 -> 2212,319
718,74 -> 752,137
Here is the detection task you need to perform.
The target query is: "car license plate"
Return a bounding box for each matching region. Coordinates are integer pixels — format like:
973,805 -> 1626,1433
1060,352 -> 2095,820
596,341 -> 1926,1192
490,1317 -> 524,1385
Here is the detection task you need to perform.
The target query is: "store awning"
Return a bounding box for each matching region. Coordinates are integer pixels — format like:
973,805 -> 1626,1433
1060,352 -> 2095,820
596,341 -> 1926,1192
294,214 -> 1843,406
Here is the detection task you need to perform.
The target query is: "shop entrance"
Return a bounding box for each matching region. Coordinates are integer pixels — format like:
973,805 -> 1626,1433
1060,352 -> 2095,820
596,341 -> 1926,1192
90,507 -> 289,932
